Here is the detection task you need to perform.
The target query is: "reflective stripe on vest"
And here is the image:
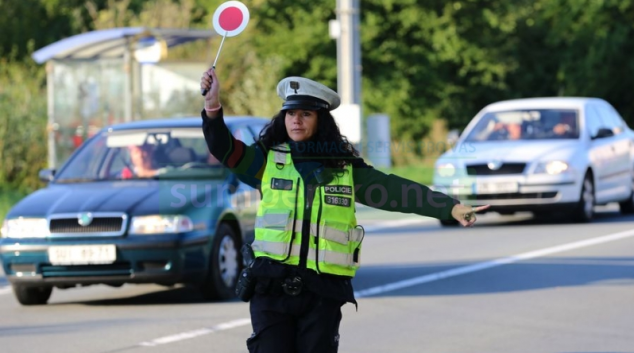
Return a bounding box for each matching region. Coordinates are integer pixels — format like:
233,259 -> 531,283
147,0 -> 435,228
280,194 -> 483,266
254,143 -> 363,277
252,224 -> 364,267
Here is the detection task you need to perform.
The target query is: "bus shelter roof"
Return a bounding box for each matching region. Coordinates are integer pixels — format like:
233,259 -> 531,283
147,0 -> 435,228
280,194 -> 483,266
32,27 -> 215,63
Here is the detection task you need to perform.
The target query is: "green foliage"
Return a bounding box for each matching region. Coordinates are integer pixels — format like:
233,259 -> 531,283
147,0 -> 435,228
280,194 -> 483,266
3,0 -> 634,182
249,1 -> 338,88
0,60 -> 48,192
378,164 -> 435,186
0,188 -> 28,224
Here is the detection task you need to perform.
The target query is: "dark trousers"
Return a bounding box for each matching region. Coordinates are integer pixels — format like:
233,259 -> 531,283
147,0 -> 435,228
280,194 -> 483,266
247,291 -> 344,353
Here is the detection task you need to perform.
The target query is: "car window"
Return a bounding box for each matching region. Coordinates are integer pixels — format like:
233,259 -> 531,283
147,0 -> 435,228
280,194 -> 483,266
55,136 -> 109,181
232,125 -> 256,145
596,103 -> 625,134
463,109 -> 580,141
54,128 -> 226,182
249,123 -> 267,141
585,105 -> 604,138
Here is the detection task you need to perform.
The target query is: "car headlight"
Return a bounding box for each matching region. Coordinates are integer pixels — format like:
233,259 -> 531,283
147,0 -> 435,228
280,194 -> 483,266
1,218 -> 50,238
435,163 -> 456,177
534,161 -> 569,175
129,215 -> 194,235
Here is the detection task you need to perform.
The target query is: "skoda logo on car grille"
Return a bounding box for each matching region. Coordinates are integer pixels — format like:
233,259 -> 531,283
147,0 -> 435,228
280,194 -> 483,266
77,213 -> 94,227
487,160 -> 503,170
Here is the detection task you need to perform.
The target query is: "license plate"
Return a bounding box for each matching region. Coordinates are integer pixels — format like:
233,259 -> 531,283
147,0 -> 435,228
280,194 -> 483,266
48,245 -> 117,265
474,181 -> 518,194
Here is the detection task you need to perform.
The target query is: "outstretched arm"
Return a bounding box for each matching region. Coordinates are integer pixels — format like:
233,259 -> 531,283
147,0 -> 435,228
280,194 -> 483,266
352,158 -> 488,226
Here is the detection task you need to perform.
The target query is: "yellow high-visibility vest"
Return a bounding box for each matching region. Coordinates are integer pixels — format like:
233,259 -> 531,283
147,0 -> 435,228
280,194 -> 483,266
252,144 -> 364,277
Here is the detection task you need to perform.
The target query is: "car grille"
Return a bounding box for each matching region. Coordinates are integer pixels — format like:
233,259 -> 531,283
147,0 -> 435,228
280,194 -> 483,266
41,262 -> 133,277
466,163 -> 526,176
48,213 -> 127,237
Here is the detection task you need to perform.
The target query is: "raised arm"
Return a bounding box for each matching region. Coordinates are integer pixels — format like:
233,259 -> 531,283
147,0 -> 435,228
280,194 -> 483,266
200,68 -> 266,189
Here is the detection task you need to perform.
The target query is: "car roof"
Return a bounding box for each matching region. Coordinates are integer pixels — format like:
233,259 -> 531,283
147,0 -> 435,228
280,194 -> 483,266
483,97 -> 607,112
106,116 -> 270,132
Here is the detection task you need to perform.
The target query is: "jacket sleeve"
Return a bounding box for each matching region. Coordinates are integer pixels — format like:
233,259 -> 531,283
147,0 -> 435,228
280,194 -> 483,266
201,109 -> 267,189
351,158 -> 459,220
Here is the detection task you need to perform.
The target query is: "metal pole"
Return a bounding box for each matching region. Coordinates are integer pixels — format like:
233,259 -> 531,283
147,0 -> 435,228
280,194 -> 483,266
46,61 -> 56,168
123,37 -> 133,122
352,0 -> 361,106
336,0 -> 361,105
336,0 -> 363,155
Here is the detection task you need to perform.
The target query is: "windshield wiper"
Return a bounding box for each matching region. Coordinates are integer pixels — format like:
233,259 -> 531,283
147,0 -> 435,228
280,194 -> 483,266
55,178 -> 105,183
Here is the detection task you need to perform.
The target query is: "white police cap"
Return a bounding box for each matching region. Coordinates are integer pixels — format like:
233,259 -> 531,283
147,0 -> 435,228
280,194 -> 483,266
277,77 -> 341,111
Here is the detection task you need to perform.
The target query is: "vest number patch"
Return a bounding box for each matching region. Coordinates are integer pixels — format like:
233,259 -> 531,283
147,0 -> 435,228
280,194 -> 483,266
324,185 -> 352,195
325,195 -> 351,207
271,178 -> 293,191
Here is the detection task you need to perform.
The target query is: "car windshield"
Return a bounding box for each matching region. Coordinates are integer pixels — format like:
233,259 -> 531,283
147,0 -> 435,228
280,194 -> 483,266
463,109 -> 580,142
55,128 -> 226,182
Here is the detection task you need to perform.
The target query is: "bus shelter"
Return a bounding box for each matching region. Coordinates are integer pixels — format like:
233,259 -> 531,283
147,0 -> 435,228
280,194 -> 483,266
32,27 -> 216,168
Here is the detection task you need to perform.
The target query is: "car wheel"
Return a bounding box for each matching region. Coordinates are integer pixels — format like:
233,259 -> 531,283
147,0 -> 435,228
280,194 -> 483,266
13,285 -> 53,305
200,222 -> 241,301
439,219 -> 460,227
618,179 -> 634,214
571,174 -> 594,223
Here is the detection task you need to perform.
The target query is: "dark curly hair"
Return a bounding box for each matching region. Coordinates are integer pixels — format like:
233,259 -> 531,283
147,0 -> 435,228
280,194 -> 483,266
257,109 -> 359,170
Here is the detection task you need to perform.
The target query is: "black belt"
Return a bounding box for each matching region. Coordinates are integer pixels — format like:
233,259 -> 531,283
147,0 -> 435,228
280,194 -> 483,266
251,258 -> 305,296
281,275 -> 303,296
260,275 -> 304,296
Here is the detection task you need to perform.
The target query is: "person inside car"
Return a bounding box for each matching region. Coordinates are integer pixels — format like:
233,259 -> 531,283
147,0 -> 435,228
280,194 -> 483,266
551,112 -> 579,138
121,144 -> 160,178
489,121 -> 522,140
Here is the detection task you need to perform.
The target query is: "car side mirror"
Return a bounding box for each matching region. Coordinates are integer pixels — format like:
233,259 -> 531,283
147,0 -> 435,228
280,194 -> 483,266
446,129 -> 461,145
38,168 -> 56,182
592,127 -> 614,140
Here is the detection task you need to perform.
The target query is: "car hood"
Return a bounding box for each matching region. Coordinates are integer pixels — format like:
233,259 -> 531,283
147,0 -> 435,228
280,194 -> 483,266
446,140 -> 581,164
7,180 -> 227,218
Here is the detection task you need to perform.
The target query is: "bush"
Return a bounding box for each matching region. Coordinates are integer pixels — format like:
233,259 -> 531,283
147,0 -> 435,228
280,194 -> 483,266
0,60 -> 47,193
0,187 -> 28,223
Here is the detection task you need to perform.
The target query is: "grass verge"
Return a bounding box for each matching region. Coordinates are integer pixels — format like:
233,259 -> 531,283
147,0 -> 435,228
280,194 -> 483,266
377,163 -> 435,186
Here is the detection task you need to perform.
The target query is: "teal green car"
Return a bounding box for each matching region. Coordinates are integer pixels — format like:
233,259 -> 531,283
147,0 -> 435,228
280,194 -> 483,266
0,116 -> 268,305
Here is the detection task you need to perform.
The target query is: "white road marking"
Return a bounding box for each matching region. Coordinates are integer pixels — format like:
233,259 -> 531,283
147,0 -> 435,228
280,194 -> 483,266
354,227 -> 634,298
134,227 -> 634,348
138,318 -> 251,347
2,224 -> 632,348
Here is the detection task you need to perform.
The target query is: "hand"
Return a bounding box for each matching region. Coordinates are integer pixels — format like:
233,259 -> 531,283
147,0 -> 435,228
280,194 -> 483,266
201,68 -> 221,114
493,122 -> 506,131
552,123 -> 570,135
451,204 -> 490,227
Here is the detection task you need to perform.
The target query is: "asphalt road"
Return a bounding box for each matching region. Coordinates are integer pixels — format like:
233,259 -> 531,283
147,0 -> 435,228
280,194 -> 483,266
2,206 -> 634,353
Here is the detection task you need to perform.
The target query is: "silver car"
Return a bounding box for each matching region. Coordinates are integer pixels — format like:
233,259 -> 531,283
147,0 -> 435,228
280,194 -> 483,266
433,97 -> 634,225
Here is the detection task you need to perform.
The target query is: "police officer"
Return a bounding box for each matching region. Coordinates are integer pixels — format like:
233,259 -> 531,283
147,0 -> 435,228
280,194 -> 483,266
200,68 -> 488,353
